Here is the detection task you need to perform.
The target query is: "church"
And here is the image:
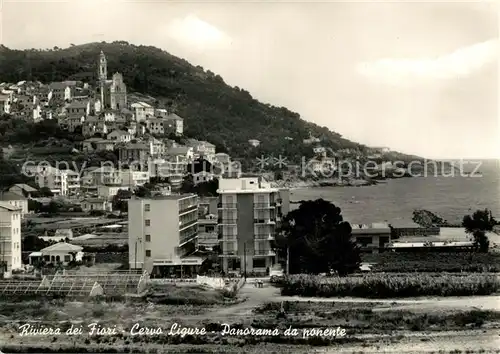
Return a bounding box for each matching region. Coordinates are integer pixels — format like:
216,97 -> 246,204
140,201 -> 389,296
97,51 -> 127,110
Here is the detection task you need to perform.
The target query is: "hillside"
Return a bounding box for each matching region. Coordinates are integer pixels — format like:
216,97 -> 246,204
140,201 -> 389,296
0,41 -> 423,164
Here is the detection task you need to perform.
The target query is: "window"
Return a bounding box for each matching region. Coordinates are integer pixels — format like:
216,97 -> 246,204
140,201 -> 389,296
145,235 -> 151,242
145,219 -> 150,226
145,250 -> 151,257
64,255 -> 71,262
144,203 -> 150,212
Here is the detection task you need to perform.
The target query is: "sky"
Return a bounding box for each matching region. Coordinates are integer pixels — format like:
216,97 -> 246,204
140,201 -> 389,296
0,0 -> 498,159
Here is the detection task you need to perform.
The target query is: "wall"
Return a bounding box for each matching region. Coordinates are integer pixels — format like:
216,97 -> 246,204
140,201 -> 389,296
128,198 -> 180,269
196,275 -> 225,289
237,194 -> 254,272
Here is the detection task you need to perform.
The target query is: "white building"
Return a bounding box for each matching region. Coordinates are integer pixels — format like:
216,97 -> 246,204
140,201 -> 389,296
128,194 -> 199,272
29,242 -> 84,266
97,185 -> 130,199
107,129 -> 131,143
0,191 -> 28,217
217,176 -> 290,275
121,170 -> 150,187
35,166 -> 80,196
0,201 -> 22,276
131,102 -> 154,122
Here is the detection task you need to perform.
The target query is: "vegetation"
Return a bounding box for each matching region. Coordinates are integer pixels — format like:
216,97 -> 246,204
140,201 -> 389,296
281,273 -> 500,298
463,209 -> 497,252
0,42 -> 405,163
180,174 -> 219,196
412,209 -> 451,227
362,252 -> 500,273
274,199 -> 361,275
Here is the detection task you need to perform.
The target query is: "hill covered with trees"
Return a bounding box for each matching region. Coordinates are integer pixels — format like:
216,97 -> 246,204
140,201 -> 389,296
0,41 -> 419,162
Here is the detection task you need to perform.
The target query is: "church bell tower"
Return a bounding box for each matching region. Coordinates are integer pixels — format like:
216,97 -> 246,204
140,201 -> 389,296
98,51 -> 107,106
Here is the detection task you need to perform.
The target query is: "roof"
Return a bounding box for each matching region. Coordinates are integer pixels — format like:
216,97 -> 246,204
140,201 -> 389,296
41,242 -> 83,253
121,143 -> 149,150
72,234 -> 97,241
49,82 -> 69,90
166,146 -> 191,155
83,198 -> 107,203
389,220 -> 423,228
131,102 -> 152,108
84,137 -> 106,142
389,241 -> 474,248
0,191 -> 27,201
66,101 -> 88,109
90,166 -> 118,173
11,184 -> 37,192
109,129 -> 129,136
0,201 -> 22,211
28,252 -> 43,257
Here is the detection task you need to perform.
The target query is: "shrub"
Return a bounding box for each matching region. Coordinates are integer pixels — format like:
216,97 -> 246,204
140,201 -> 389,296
281,273 -> 500,298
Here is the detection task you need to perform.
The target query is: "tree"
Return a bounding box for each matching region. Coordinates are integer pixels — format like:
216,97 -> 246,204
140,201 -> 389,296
463,209 -> 496,253
112,189 -> 132,212
134,185 -> 152,198
274,199 -> 360,276
38,187 -> 54,197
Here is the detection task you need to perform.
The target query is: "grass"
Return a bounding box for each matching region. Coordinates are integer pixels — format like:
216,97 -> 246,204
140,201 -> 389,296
281,273 -> 500,298
252,301 -> 500,333
2,299 -> 499,353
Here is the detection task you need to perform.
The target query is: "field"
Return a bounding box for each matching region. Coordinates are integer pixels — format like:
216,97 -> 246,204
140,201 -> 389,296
362,252 -> 500,273
1,285 -> 500,353
280,273 -> 500,298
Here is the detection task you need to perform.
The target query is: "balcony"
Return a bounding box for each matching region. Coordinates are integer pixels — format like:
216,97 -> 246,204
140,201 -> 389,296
253,250 -> 276,256
0,222 -> 11,227
254,219 -> 276,225
254,203 -> 273,209
180,219 -> 198,230
219,251 -> 239,258
217,203 -> 237,209
218,218 -> 237,225
179,204 -> 198,214
254,234 -> 275,241
221,236 -> 237,242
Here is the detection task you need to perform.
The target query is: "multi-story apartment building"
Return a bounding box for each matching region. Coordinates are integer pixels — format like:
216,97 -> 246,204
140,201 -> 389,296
35,167 -> 80,196
0,191 -> 28,218
131,102 -> 154,122
118,142 -> 149,171
121,170 -> 149,187
0,201 -> 22,276
217,176 -> 290,275
128,194 -> 199,274
88,166 -> 123,186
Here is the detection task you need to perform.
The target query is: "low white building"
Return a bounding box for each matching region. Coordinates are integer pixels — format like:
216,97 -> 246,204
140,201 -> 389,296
29,242 -> 84,266
81,198 -> 112,212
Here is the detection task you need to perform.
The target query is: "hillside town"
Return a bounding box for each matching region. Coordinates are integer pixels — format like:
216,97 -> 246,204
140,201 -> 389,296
0,51 -> 496,279
0,50 -> 499,354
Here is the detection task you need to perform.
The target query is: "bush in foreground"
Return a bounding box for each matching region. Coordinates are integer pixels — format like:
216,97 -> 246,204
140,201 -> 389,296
281,273 -> 500,298
362,252 -> 500,273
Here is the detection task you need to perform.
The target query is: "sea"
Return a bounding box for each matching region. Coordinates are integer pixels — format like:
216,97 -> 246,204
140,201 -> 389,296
290,159 -> 500,225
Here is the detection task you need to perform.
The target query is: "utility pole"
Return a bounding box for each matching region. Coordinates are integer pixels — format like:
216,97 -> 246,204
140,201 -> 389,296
286,246 -> 290,275
243,242 -> 247,279
134,240 -> 137,270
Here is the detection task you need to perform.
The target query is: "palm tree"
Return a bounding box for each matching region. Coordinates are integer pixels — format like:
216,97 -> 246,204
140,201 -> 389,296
462,209 -> 496,253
